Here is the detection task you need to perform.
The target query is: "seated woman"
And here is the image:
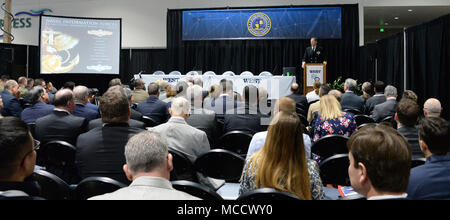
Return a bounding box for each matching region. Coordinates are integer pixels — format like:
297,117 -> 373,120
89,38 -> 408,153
239,111 -> 325,200
313,94 -> 357,142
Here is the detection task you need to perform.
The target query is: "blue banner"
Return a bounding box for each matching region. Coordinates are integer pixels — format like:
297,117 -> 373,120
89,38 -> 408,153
182,7 -> 342,41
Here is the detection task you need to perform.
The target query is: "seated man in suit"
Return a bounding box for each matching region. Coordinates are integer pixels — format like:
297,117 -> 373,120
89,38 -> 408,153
21,86 -> 54,124
124,87 -> 143,121
371,85 -> 398,122
35,89 -> 88,145
407,117 -> 450,200
348,124 -> 411,200
89,131 -> 200,200
136,83 -> 170,125
17,77 -> 29,98
72,86 -> 100,121
423,98 -> 442,118
204,79 -> 243,125
365,81 -> 386,115
0,80 -> 23,117
395,99 -> 422,156
131,79 -> 149,104
0,117 -> 41,200
76,86 -> 145,184
287,83 -> 308,116
340,78 -> 364,113
223,85 -> 268,135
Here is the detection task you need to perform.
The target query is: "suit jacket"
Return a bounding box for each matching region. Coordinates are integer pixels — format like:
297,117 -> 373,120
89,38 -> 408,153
223,104 -> 268,135
130,108 -> 143,121
1,90 -> 23,117
136,96 -> 170,124
398,126 -> 423,157
287,93 -> 309,113
341,91 -> 365,113
75,123 -> 144,184
302,45 -> 326,64
88,118 -> 145,130
89,176 -> 200,200
73,103 -> 100,121
204,94 -> 243,125
20,102 -> 54,124
186,106 -> 220,147
371,99 -> 397,122
365,93 -> 386,115
35,110 -> 88,145
131,89 -> 149,104
85,102 -> 100,114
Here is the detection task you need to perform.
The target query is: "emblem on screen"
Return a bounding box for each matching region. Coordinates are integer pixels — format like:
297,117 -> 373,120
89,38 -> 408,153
247,12 -> 271,37
41,29 -> 80,73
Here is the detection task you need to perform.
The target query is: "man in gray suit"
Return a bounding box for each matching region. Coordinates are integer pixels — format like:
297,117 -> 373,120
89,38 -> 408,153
89,131 -> 200,200
340,78 -> 365,113
365,81 -> 386,115
371,85 -> 398,122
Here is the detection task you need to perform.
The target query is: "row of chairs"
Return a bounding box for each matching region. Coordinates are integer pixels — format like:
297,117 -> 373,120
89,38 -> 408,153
153,70 -> 273,77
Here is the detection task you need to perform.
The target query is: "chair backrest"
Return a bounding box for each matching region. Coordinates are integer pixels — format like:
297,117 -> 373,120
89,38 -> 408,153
311,135 -> 349,160
259,71 -> 273,77
380,116 -> 397,128
186,71 -> 199,76
25,170 -> 71,200
194,149 -> 245,182
168,71 -> 182,75
73,177 -> 127,200
240,71 -> 254,76
343,108 -> 362,116
153,70 -> 165,75
27,123 -> 36,139
309,99 -> 319,105
218,131 -> 253,155
169,148 -> 197,182
222,71 -> 235,76
203,71 -> 216,76
171,180 -> 223,200
142,116 -> 159,128
411,156 -> 426,168
319,154 -> 351,186
357,123 -> 377,130
354,115 -> 375,127
237,188 -> 302,200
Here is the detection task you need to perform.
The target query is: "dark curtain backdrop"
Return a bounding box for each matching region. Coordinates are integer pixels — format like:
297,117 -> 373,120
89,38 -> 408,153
358,43 -> 377,83
376,32 -> 404,96
406,14 -> 450,120
167,4 -> 360,84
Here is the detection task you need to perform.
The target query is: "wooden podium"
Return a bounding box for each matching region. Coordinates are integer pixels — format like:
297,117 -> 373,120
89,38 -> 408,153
303,63 -> 327,95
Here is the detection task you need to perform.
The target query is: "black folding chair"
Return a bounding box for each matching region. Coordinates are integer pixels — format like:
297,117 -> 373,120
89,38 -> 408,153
311,135 -> 349,160
237,188 -> 302,200
411,156 -> 426,169
171,180 -> 223,200
380,116 -> 397,128
142,116 -> 159,128
319,154 -> 351,187
343,109 -> 362,116
194,149 -> 245,183
354,115 -> 375,127
25,169 -> 71,200
73,177 -> 127,200
218,131 -> 253,156
357,123 -> 377,130
169,148 -> 197,182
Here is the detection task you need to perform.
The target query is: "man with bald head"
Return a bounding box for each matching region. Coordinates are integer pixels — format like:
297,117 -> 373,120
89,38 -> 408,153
73,85 -> 100,121
287,83 -> 308,115
424,98 -> 442,118
1,80 -> 22,117
35,89 -> 88,145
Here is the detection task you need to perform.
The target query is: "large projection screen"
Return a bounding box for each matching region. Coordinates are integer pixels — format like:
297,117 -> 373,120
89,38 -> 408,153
40,15 -> 121,74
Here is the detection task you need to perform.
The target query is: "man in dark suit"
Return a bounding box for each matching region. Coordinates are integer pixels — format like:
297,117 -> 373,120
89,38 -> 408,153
124,87 -> 143,121
340,78 -> 365,113
0,80 -> 23,117
365,81 -> 386,115
286,83 -> 308,116
88,118 -> 145,130
302,37 -> 326,69
395,99 -> 422,156
35,89 -> 88,145
21,86 -> 54,124
136,83 -> 170,125
205,80 -> 243,125
371,85 -> 398,122
72,86 -> 100,121
76,86 -> 145,184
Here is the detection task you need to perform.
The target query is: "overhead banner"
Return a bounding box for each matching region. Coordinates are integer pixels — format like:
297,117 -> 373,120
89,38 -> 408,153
182,7 -> 342,41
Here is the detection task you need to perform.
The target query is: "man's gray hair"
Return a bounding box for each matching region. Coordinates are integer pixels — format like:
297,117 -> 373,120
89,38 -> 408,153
4,80 -> 18,90
187,85 -> 203,102
73,85 -> 89,103
384,85 -> 397,97
125,131 -> 168,173
29,86 -> 45,104
170,97 -> 190,115
424,98 -> 442,114
193,78 -> 203,87
345,78 -> 357,91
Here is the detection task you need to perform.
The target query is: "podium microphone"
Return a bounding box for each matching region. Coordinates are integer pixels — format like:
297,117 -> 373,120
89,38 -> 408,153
138,70 -> 143,79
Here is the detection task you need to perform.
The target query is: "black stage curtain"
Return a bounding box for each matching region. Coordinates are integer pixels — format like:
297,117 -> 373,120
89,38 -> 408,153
358,43 -> 377,83
406,14 -> 450,120
376,32 -> 404,96
167,4 -> 359,84
130,49 -> 169,74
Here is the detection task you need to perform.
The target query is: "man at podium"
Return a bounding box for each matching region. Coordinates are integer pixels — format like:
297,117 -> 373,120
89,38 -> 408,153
302,37 -> 327,69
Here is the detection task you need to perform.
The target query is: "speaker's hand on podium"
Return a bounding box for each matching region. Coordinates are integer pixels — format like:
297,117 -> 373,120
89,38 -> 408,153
302,62 -> 306,69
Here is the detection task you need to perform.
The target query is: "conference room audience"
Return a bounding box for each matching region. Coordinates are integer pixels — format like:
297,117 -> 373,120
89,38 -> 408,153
306,81 -> 321,103
175,81 -> 189,98
0,80 -> 22,117
347,124 -> 411,200
157,80 -> 169,100
72,86 -> 100,121
395,99 -> 422,156
371,85 -> 398,122
407,117 -> 450,200
35,89 -> 88,145
123,87 -> 143,121
203,84 -> 220,107
26,78 -> 34,91
163,85 -> 177,103
0,75 -> 9,92
63,81 -> 75,90
364,81 -> 386,114
328,89 -> 342,102
136,83 -> 170,125
89,131 -> 200,200
193,78 -> 209,99
131,79 -> 149,104
0,117 -> 40,199
401,90 -> 418,103
109,78 -> 122,87
17,77 -> 29,98
287,83 -> 308,113
76,85 -> 145,184
307,83 -> 331,123
240,111 -> 325,200
360,81 -> 373,102
223,85 -> 268,135
423,98 -> 442,118
340,78 -> 364,113
313,94 -> 357,142
20,86 -> 54,124
205,80 -> 242,125
46,82 -> 57,94
85,88 -> 100,114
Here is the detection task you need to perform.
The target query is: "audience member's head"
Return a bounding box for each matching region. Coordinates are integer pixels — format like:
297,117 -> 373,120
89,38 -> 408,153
418,117 -> 450,158
100,85 -> 130,124
165,85 -> 177,99
175,81 -> 189,97
258,87 -> 268,101
63,81 -> 75,90
319,94 -> 342,120
328,89 -> 343,102
401,90 -> 418,103
273,97 -> 296,116
147,83 -> 160,97
313,81 -> 321,95
384,85 -> 397,98
158,80 -> 169,92
208,85 -> 220,99
134,79 -> 146,90
109,78 -> 122,87
344,78 -> 357,92
47,82 -> 54,93
4,80 -> 20,97
220,80 -> 233,95
73,85 -> 90,105
27,78 -> 34,88
395,99 -> 419,128
123,87 -> 133,105
319,83 -> 331,97
374,81 -> 385,94
123,131 -> 172,181
0,117 -> 36,182
361,82 -> 373,96
290,83 -> 301,94
347,125 -> 411,199
169,97 -> 190,120
53,89 -> 76,113
193,78 -> 203,87
187,85 -> 203,105
243,85 -> 259,106
18,77 -> 27,87
29,86 -> 49,104
423,98 -> 442,117
0,75 -> 10,84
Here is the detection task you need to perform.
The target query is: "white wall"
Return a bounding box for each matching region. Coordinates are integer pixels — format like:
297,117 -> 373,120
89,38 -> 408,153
2,0 -> 449,47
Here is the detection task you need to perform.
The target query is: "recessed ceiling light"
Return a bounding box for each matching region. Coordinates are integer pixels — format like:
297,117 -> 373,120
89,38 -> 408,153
394,17 -> 399,20
408,9 -> 413,12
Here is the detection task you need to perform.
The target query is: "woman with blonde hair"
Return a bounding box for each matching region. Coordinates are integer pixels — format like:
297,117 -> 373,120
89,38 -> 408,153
313,94 -> 357,142
239,111 -> 325,200
203,84 -> 220,107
